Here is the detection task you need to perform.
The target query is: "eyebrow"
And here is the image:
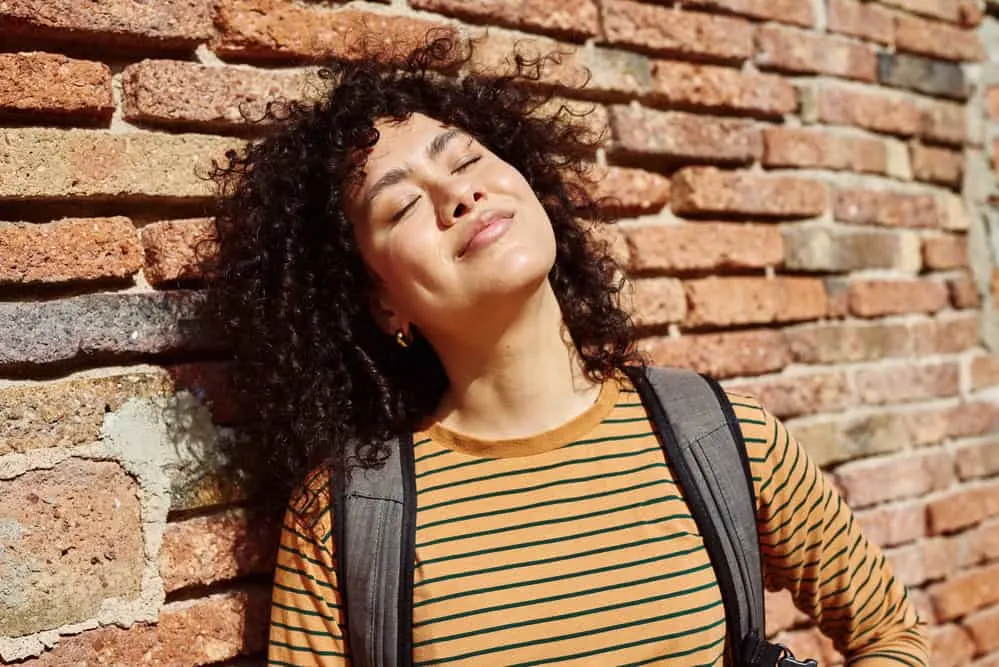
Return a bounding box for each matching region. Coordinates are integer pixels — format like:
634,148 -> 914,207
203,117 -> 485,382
364,128 -> 465,206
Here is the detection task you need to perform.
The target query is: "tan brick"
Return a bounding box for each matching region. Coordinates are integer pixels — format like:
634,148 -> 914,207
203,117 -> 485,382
834,188 -> 945,228
465,32 -> 589,90
763,127 -> 888,173
949,273 -> 981,309
836,449 -> 954,508
785,411 -> 912,467
0,217 -> 141,285
122,60 -> 314,131
927,480 -> 999,535
684,277 -> 827,328
967,605 -> 999,654
588,166 -> 671,216
855,502 -> 926,547
0,0 -> 214,52
413,0 -> 598,39
930,561 -> 999,621
895,12 -> 985,61
214,0 -> 455,63
764,588 -> 808,637
946,401 -> 999,439
956,438 -> 999,480
0,460 -> 143,637
609,106 -> 760,164
0,128 -> 239,200
848,278 -> 949,317
879,0 -> 984,25
623,222 -> 782,272
785,320 -> 915,363
640,329 -> 791,379
886,537 -> 959,586
915,312 -> 980,355
141,218 -> 217,286
923,234 -> 968,270
919,96 -> 967,146
782,226 -> 921,273
723,370 -> 853,419
972,354 -> 999,390
756,25 -> 878,81
815,84 -> 922,137
911,143 -> 964,187
648,60 -> 796,118
0,52 -> 112,123
854,359 -> 959,405
827,0 -> 895,44
681,0 -> 814,26
601,0 -> 754,63
629,278 -> 686,327
988,87 -> 999,119
671,167 -> 828,219
929,624 -> 977,665
160,508 -> 278,593
29,589 -> 268,666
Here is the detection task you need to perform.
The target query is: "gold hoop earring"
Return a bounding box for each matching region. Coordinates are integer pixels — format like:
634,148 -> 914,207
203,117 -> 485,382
394,329 -> 410,349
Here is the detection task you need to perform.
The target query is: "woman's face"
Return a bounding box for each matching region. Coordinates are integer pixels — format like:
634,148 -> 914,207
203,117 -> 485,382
346,112 -> 558,339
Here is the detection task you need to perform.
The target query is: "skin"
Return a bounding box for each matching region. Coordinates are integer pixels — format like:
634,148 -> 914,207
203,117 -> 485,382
346,112 -> 601,440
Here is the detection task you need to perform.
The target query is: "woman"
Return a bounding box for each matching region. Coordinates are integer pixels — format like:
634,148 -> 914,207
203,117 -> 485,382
209,36 -> 928,666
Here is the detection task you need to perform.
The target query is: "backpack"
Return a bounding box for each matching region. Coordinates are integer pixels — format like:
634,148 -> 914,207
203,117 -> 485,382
331,366 -> 817,667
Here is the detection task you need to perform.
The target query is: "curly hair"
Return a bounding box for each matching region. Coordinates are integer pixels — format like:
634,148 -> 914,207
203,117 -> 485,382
207,34 -> 643,508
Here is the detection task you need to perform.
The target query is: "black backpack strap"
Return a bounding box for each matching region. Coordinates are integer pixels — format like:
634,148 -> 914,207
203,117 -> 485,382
629,366 -> 778,666
331,434 -> 417,667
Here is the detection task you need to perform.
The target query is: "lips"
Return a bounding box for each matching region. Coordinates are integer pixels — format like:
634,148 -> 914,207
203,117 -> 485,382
457,210 -> 514,258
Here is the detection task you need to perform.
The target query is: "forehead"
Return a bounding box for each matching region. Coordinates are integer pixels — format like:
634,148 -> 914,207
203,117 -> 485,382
365,113 -> 453,167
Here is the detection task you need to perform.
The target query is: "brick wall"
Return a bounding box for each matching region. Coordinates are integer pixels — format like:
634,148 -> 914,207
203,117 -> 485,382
2,0 -> 999,664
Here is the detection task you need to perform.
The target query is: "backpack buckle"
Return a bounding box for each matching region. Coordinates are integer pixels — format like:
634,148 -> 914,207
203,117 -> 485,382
776,644 -> 818,667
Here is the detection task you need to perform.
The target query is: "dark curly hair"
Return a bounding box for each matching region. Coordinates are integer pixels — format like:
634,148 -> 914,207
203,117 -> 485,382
207,34 -> 643,508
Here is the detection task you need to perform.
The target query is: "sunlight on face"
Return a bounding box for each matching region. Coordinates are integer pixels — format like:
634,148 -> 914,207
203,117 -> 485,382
346,113 -> 558,340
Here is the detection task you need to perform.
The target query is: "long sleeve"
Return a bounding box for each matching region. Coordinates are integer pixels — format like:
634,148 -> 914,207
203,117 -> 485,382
733,393 -> 929,665
268,468 -> 350,666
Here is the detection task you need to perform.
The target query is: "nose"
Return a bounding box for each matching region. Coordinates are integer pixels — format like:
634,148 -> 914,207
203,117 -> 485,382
439,179 -> 485,228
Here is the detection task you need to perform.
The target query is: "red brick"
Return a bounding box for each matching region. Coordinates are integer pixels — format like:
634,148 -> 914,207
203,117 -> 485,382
683,276 -> 827,328
29,589 -> 268,666
923,234 -> 968,270
648,60 -> 796,118
966,521 -> 999,565
855,502 -> 926,547
0,52 -> 112,123
122,60 -> 313,131
640,329 -> 791,379
682,0 -> 815,25
465,32 -> 591,91
671,167 -> 828,219
623,222 -> 783,272
956,438 -> 999,480
786,320 -> 915,363
827,0 -> 895,44
165,361 -> 241,425
930,561 -> 999,621
0,216 -> 141,285
629,278 -> 686,327
0,128 -> 238,201
0,0 -> 214,53
815,84 -> 922,137
856,360 -> 960,405
214,0 -> 455,63
782,226 -> 921,273
988,87 -> 999,119
601,0 -> 754,63
835,449 -> 954,507
764,588 -> 808,637
763,127 -> 888,173
160,508 -> 278,593
895,12 -> 985,61
724,370 -> 853,419
912,313 -> 980,356
947,402 -> 999,439
972,354 -> 999,390
141,218 -> 217,286
880,0 -> 984,25
756,25 -> 878,81
950,273 -> 981,309
919,96 -> 968,146
911,143 -> 964,187
930,624 -> 978,665
886,537 -> 959,586
967,605 -> 999,654
927,480 -> 999,535
849,278 -> 949,317
834,188 -> 945,228
609,106 -> 760,164
0,460 -> 143,637
413,0 -> 598,39
588,166 -> 671,216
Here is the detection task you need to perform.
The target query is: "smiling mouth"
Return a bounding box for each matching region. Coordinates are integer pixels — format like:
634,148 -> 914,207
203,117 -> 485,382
458,211 -> 515,258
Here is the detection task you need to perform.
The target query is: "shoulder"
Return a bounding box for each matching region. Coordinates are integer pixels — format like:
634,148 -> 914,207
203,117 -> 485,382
285,461 -> 335,540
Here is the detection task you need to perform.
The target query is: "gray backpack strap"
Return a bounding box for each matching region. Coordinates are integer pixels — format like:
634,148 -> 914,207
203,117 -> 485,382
332,434 -> 416,667
630,366 -> 775,666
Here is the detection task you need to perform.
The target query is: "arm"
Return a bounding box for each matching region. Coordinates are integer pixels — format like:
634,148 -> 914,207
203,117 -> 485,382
268,473 -> 349,666
732,393 -> 929,665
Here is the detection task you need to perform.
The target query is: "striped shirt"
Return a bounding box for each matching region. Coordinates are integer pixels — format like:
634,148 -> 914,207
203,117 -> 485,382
269,375 -> 928,665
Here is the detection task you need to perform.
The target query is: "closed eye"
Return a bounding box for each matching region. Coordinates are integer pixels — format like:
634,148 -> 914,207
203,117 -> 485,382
453,156 -> 481,173
391,196 -> 420,222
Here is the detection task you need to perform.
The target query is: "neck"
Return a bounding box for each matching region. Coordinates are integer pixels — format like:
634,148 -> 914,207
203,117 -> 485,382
427,284 -> 602,440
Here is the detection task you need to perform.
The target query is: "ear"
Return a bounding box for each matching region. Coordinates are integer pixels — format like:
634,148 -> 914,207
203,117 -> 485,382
367,283 -> 405,337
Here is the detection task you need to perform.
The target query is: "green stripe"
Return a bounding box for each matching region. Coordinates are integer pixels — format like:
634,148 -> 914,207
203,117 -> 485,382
271,600 -> 338,622
622,635 -> 726,667
278,543 -> 328,569
852,652 -> 920,666
414,447 -> 451,464
601,415 -> 649,424
270,619 -> 342,639
268,639 -> 344,657
275,563 -> 336,591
